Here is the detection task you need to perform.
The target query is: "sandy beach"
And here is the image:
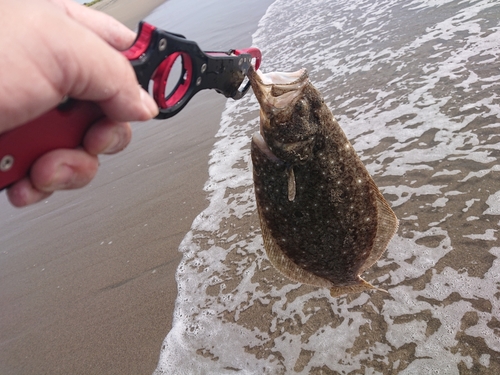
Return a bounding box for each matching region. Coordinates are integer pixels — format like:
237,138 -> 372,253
0,0 -> 272,374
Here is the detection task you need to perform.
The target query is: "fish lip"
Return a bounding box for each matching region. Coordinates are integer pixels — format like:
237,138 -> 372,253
253,68 -> 308,86
248,66 -> 308,110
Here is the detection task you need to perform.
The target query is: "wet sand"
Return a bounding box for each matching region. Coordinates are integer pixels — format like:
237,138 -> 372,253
0,0 -> 272,374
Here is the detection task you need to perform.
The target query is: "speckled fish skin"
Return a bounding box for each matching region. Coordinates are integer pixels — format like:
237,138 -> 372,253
248,66 -> 399,297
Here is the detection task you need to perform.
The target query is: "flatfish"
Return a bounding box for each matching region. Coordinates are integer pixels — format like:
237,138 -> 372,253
248,66 -> 399,297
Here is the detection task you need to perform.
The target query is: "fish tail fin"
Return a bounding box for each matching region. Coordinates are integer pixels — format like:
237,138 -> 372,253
329,277 -> 387,298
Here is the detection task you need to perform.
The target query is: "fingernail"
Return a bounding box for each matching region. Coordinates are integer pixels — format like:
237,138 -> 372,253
48,164 -> 74,191
103,126 -> 128,154
103,135 -> 120,154
140,87 -> 159,118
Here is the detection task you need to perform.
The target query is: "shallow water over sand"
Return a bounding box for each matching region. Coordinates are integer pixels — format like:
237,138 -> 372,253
156,0 -> 500,373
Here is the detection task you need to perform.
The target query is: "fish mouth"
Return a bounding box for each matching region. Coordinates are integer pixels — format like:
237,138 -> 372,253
248,66 -> 308,111
249,66 -> 315,163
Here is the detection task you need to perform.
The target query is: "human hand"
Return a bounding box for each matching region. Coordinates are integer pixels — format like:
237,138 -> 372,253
0,0 -> 159,207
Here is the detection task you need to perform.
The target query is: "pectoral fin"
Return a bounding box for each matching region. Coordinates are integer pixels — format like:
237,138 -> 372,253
287,166 -> 296,202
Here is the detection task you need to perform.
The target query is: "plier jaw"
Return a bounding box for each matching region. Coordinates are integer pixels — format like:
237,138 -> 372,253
124,22 -> 262,119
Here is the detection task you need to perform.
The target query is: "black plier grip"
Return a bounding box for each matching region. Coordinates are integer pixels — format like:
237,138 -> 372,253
125,22 -> 262,119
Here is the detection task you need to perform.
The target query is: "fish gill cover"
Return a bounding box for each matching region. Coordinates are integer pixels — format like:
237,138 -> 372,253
155,0 -> 500,373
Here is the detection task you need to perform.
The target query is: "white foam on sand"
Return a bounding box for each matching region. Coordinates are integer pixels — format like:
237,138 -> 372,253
155,0 -> 500,373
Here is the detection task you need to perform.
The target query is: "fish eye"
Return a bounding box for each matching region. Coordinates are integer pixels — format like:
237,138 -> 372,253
295,99 -> 309,115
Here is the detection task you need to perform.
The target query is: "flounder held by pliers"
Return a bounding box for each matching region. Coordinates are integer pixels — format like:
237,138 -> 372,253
248,66 -> 398,297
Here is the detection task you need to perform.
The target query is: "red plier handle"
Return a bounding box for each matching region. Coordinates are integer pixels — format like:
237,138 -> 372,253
0,22 -> 261,191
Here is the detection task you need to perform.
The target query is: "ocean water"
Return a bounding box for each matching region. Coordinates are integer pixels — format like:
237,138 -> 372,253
154,0 -> 500,373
